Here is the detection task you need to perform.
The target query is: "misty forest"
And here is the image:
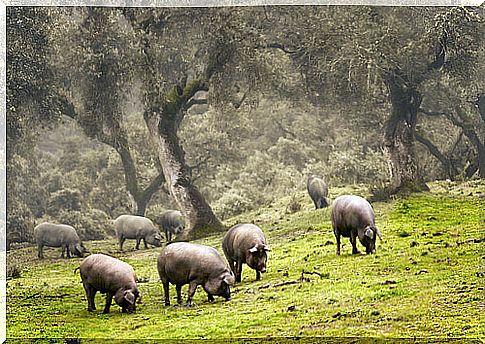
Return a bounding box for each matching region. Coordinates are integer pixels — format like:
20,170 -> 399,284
5,5 -> 485,340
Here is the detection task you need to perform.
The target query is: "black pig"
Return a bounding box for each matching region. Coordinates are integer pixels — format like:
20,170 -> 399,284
331,195 -> 382,255
222,223 -> 270,282
307,176 -> 329,209
157,242 -> 235,307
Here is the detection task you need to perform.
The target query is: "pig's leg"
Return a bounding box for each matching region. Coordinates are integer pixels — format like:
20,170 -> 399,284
350,231 -> 360,255
143,238 -> 148,249
335,232 -> 341,256
207,293 -> 214,302
186,281 -> 198,307
37,244 -> 44,259
66,246 -> 71,259
135,237 -> 141,250
60,245 -> 66,258
256,270 -> 261,281
103,292 -> 113,314
119,237 -> 125,251
235,260 -> 243,283
162,280 -> 170,306
176,285 -> 183,304
84,284 -> 97,312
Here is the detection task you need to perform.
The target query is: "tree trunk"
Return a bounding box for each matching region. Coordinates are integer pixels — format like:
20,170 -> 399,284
97,132 -> 165,216
145,108 -> 224,240
383,74 -> 429,193
477,141 -> 485,178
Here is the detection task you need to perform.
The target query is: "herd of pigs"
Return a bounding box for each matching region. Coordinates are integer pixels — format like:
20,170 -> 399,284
32,176 -> 382,314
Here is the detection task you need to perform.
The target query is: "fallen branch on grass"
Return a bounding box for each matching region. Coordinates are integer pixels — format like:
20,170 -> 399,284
259,269 -> 326,289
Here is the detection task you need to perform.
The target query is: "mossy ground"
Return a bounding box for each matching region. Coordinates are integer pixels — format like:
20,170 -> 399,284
6,180 -> 485,341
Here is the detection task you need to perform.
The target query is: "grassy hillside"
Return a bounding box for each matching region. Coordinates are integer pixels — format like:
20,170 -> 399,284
6,180 -> 485,341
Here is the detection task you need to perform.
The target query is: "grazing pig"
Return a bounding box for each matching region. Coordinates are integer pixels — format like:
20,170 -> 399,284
331,195 -> 382,255
79,254 -> 142,314
157,242 -> 235,307
222,223 -> 270,282
307,176 -> 329,209
34,222 -> 87,259
158,210 -> 185,242
114,214 -> 162,251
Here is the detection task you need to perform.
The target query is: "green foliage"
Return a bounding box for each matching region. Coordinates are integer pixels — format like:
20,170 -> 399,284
46,189 -> 82,216
212,192 -> 253,220
7,6 -> 483,244
55,209 -> 114,241
6,202 -> 34,246
6,181 -> 484,339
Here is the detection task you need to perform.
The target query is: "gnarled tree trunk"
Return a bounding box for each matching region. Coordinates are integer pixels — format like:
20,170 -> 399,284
383,74 -> 429,193
144,84 -> 224,240
114,140 -> 165,216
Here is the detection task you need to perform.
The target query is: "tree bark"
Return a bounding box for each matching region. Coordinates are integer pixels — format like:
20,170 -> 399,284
144,84 -> 224,240
383,73 -> 429,193
113,138 -> 166,216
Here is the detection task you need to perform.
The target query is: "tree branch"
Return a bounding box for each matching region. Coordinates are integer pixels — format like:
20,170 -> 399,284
232,90 -> 248,109
415,131 -> 457,179
186,98 -> 208,109
140,171 -> 166,203
418,108 -> 448,117
265,42 -> 299,54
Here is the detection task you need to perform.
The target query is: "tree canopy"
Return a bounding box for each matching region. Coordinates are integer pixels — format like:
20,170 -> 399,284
6,5 -> 484,245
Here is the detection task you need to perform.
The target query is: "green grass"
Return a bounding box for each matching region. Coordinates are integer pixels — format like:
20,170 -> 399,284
6,180 -> 485,340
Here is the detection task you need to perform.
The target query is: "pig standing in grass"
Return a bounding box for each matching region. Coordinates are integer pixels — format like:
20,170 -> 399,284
222,223 -> 270,282
157,242 -> 235,306
114,214 -> 162,251
79,254 -> 142,314
331,195 -> 382,255
34,222 -> 87,259
158,210 -> 185,242
307,176 -> 329,209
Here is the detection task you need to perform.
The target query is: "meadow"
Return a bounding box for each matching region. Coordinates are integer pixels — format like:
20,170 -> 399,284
6,180 -> 485,341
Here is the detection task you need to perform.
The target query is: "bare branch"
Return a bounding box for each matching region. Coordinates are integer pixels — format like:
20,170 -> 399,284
415,131 -> 458,179
186,98 -> 208,109
233,90 -> 248,109
418,108 -> 448,117
265,42 -> 298,54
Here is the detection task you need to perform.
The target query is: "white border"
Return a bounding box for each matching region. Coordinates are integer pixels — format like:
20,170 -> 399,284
3,0 -> 485,6
0,1 -> 483,343
1,0 -> 6,342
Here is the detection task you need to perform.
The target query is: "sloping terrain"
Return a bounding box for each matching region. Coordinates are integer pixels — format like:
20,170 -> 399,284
6,180 -> 485,341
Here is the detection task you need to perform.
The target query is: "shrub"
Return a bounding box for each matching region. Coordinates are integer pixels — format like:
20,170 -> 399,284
6,204 -> 34,245
213,192 -> 253,220
55,208 -> 114,241
286,194 -> 301,214
46,188 -> 82,216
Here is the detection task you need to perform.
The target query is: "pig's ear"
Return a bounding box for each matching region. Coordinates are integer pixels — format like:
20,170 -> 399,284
223,272 -> 235,285
374,227 -> 382,240
137,292 -> 144,304
365,227 -> 375,239
124,290 -> 135,305
263,244 -> 271,252
249,246 -> 258,253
